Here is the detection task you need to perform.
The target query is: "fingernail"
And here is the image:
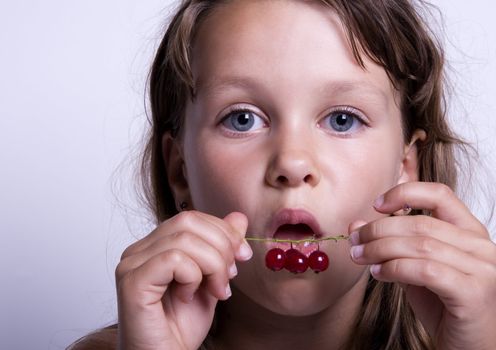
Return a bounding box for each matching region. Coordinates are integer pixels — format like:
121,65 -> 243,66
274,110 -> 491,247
370,264 -> 381,276
350,245 -> 364,260
349,231 -> 360,246
225,283 -> 232,298
374,195 -> 384,208
228,263 -> 238,278
238,240 -> 253,260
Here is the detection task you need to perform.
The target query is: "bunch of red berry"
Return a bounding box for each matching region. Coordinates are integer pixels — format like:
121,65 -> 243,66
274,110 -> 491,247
265,247 -> 329,273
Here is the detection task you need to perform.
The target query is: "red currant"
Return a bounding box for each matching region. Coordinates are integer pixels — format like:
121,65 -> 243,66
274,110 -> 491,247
265,248 -> 286,271
308,250 -> 329,273
284,248 -> 308,274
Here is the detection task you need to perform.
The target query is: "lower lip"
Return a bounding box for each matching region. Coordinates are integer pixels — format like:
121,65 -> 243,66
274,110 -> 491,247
268,240 -> 319,256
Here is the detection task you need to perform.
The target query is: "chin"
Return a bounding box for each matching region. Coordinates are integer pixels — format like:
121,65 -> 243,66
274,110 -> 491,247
272,298 -> 330,317
244,274 -> 337,317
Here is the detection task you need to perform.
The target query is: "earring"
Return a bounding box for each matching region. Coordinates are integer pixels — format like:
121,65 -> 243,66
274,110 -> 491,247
179,201 -> 188,211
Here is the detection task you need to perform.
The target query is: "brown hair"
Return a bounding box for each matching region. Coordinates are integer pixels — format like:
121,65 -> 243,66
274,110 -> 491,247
69,0 -> 467,349
143,1 -> 456,349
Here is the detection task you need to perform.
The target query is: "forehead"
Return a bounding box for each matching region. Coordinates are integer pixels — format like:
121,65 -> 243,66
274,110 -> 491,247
191,0 -> 398,108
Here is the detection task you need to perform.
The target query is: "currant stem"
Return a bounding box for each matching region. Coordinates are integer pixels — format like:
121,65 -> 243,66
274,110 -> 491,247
245,235 -> 349,244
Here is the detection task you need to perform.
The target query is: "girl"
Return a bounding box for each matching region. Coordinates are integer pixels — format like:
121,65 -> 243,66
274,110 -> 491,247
70,0 -> 496,349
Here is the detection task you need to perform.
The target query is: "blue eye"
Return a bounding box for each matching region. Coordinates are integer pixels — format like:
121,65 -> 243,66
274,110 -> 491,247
320,109 -> 365,134
221,109 -> 266,132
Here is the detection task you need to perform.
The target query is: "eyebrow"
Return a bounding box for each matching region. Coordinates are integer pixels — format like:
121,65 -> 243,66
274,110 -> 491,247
195,76 -> 260,98
195,75 -> 390,103
319,80 -> 390,101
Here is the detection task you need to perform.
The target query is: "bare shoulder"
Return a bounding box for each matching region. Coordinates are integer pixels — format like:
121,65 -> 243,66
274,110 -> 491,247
66,324 -> 118,350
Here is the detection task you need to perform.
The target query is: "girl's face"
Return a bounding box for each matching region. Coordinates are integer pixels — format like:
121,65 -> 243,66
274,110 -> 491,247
178,0 -> 409,315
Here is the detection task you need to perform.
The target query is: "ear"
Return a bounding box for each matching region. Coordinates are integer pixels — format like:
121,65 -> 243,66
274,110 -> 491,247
396,129 -> 427,185
162,133 -> 191,211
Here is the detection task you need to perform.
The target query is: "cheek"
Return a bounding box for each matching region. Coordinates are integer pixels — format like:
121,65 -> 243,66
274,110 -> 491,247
184,138 -> 264,215
319,138 -> 402,221
342,145 -> 401,189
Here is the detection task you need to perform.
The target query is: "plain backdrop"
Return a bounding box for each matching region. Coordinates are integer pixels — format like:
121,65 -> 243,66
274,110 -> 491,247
1,1 -> 495,349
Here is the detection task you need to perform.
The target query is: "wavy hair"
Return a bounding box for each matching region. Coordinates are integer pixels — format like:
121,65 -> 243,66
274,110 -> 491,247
69,1 -> 468,349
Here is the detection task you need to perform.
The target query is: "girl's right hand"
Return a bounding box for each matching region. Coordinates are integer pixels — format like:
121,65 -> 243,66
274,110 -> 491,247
115,211 -> 253,350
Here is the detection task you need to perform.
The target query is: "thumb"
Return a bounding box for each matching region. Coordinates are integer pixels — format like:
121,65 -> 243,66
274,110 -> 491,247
224,212 -> 248,236
223,212 -> 252,261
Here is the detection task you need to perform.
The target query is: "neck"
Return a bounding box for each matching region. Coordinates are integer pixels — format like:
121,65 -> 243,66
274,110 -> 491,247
213,273 -> 369,350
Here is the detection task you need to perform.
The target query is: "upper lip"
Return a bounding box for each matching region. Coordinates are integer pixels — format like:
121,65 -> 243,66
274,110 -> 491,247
267,208 -> 324,238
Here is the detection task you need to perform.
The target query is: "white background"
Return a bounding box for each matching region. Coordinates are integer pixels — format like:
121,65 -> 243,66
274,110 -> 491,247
1,1 -> 495,349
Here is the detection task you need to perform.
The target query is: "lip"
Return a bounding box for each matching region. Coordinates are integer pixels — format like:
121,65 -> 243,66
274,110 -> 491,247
267,208 -> 324,238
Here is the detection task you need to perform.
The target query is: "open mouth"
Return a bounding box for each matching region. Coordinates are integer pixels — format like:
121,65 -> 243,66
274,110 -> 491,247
273,223 -> 316,240
268,208 -> 324,240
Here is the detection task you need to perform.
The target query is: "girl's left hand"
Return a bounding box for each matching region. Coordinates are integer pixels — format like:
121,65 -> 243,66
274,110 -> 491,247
349,182 -> 496,350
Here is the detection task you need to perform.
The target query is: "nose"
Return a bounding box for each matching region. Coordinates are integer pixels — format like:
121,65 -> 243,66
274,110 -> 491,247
265,147 -> 321,188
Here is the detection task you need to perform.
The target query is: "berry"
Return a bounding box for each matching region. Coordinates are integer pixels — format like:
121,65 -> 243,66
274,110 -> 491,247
284,248 -> 308,274
265,248 -> 286,271
308,250 -> 329,273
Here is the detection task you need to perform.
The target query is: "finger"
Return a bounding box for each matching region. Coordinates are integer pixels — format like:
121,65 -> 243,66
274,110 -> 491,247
374,182 -> 486,235
222,212 -> 253,260
350,236 -> 482,275
369,258 -> 469,301
181,211 -> 250,260
117,249 -> 205,306
126,211 -> 225,255
121,234 -> 234,300
123,231 -> 237,277
124,211 -> 249,263
194,211 -> 252,260
171,212 -> 251,264
355,215 -> 496,264
348,220 -> 367,246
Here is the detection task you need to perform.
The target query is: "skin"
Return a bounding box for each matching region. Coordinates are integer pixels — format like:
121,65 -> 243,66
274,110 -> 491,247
115,1 -> 496,350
